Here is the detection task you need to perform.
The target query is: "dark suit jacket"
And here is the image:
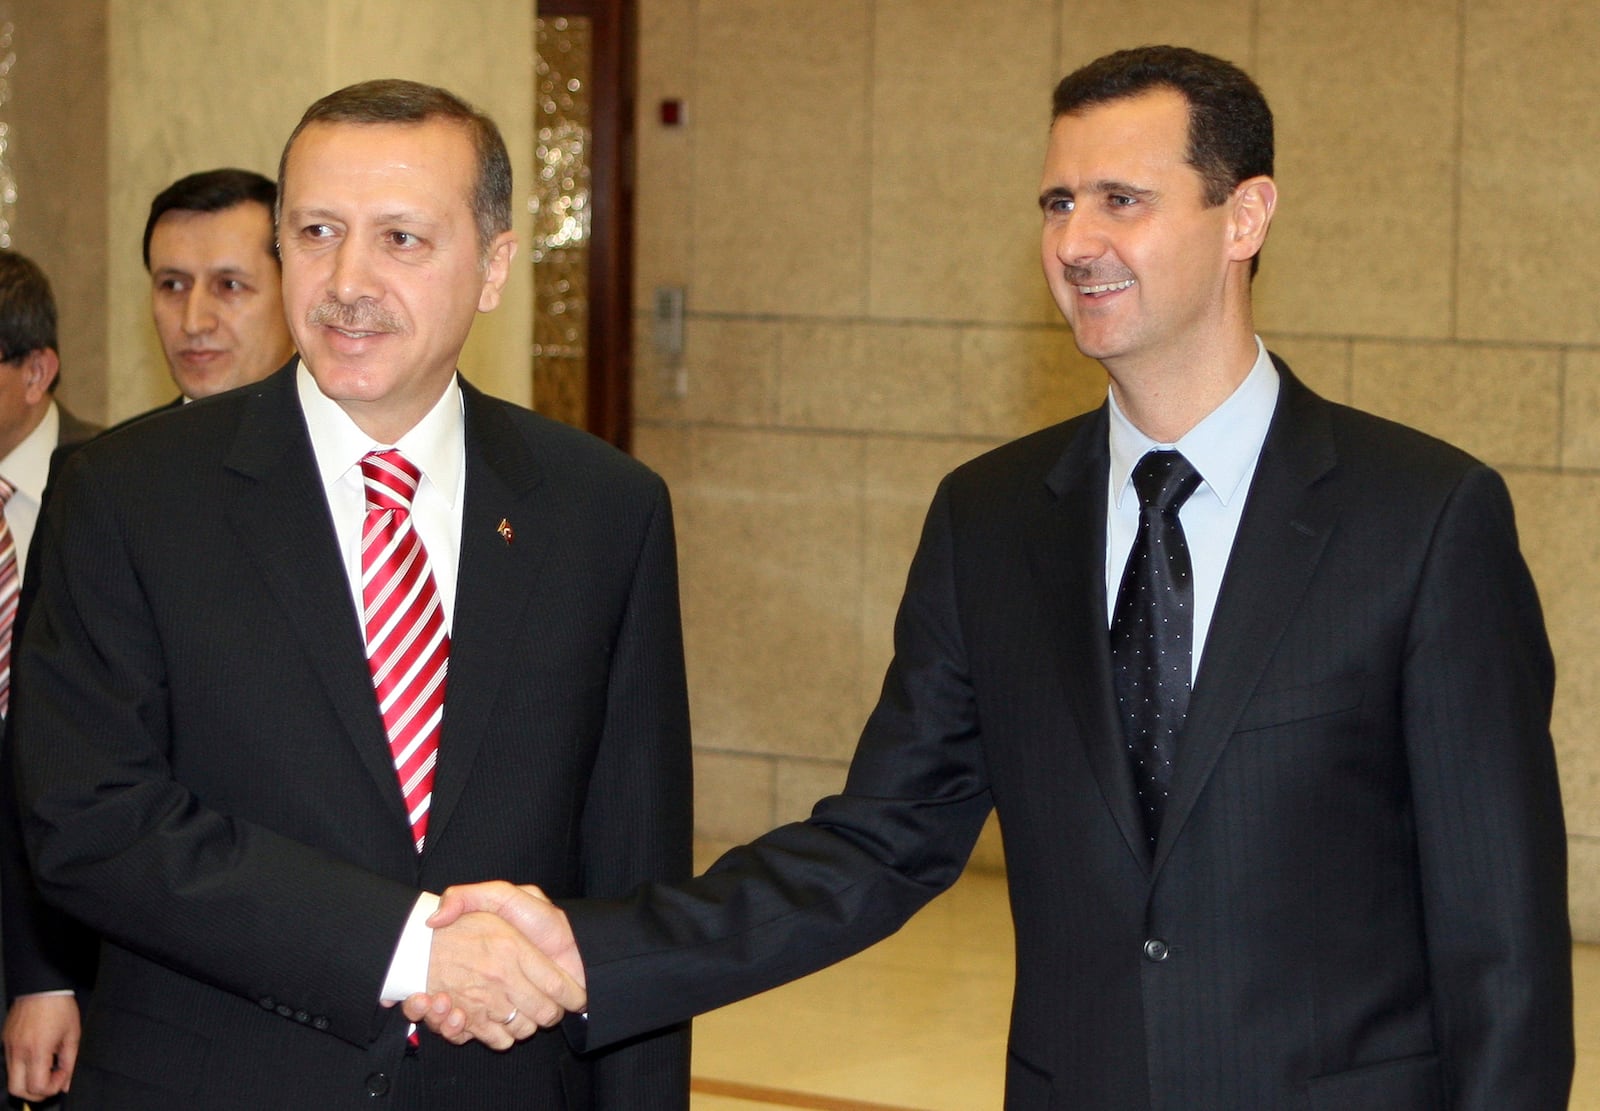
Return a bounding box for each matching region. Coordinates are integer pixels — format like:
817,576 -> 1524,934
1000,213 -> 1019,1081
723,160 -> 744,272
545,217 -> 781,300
564,361 -> 1572,1110
0,402 -> 102,1005
9,366 -> 693,1109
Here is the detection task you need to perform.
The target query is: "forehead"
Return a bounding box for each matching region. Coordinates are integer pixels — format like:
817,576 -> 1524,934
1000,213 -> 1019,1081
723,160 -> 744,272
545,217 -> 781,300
281,119 -> 476,215
1042,87 -> 1195,185
150,203 -> 276,267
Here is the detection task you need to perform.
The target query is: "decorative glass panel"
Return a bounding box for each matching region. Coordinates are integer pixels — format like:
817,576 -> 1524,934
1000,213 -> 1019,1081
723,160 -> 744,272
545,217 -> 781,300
0,22 -> 17,248
531,16 -> 592,429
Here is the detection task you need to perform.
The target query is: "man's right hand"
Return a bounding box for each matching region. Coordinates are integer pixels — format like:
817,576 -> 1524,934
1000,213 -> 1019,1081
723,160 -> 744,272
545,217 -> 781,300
408,882 -> 586,1047
3,993 -> 80,1101
420,882 -> 587,1050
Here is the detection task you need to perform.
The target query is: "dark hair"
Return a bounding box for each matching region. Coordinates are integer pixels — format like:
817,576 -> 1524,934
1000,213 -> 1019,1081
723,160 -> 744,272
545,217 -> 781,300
278,78 -> 512,259
0,249 -> 57,364
1052,45 -> 1273,208
142,168 -> 279,270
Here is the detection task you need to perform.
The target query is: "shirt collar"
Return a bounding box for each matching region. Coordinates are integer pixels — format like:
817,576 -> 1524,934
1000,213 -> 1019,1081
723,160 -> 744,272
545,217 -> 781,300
0,401 -> 60,502
1108,337 -> 1279,509
295,358 -> 465,507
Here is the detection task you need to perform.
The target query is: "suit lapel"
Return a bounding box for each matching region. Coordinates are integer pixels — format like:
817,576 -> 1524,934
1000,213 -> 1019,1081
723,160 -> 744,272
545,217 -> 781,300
424,383 -> 551,847
221,370 -> 410,832
1031,409 -> 1153,872
1152,367 -> 1340,874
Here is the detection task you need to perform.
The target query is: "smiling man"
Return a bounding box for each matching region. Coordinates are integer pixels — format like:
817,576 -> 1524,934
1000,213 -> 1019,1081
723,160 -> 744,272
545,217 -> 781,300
11,80 -> 690,1108
417,45 -> 1573,1110
144,169 -> 295,400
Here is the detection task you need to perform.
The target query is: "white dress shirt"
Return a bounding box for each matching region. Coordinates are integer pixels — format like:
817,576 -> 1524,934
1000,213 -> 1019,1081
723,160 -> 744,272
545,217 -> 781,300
0,401 -> 61,576
1105,338 -> 1279,682
296,361 -> 463,1001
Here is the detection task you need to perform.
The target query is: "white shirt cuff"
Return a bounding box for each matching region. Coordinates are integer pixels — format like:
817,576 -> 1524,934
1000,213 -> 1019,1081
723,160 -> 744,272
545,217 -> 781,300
380,891 -> 441,1002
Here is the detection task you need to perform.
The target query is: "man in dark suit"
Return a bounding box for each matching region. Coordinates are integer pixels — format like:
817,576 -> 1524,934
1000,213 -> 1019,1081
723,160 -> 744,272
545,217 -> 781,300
0,252 -> 102,1108
416,46 -> 1573,1109
9,79 -> 690,1108
2,168 -> 299,1105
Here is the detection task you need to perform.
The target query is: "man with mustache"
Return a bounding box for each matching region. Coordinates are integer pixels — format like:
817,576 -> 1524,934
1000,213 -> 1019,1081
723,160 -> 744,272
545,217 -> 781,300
416,45 -> 1572,1109
9,79 -> 689,1108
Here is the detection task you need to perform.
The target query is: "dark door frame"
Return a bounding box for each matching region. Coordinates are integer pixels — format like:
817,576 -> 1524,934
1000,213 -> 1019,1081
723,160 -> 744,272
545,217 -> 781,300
538,0 -> 636,451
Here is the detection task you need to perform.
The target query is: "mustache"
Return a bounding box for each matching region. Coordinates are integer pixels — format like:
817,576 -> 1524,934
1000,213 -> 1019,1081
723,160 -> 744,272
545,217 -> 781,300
306,300 -> 404,333
1061,266 -> 1134,286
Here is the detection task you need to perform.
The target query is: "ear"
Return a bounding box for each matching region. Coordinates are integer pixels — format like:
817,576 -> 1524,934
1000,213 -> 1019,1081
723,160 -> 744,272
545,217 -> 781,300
476,231 -> 520,314
21,348 -> 60,403
1227,175 -> 1277,264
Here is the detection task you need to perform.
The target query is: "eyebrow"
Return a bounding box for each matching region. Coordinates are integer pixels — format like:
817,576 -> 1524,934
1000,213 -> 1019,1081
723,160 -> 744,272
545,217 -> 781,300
153,263 -> 256,279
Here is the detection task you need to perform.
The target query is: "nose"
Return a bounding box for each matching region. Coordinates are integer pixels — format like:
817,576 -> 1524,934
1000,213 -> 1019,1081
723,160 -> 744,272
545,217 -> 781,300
329,238 -> 381,304
181,287 -> 218,336
1050,209 -> 1106,269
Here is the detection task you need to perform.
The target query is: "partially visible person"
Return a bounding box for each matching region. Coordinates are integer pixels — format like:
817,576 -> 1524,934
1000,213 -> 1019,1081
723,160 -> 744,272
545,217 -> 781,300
0,249 -> 100,1104
3,173 -> 294,1102
144,168 -> 293,400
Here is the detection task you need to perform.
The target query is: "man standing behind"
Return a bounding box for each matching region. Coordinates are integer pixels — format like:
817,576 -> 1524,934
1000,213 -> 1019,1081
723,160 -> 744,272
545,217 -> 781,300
145,168 -> 294,400
12,79 -> 687,1108
2,170 -> 292,1103
0,252 -> 100,557
0,250 -> 100,1101
420,46 -> 1573,1109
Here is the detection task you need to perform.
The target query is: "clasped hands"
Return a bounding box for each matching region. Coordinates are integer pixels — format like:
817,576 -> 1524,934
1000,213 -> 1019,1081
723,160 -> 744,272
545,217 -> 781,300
403,881 -> 584,1050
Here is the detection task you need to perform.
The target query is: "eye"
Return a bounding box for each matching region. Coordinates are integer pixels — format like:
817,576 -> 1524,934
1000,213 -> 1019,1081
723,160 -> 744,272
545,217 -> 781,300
219,278 -> 248,294
301,223 -> 336,240
154,277 -> 188,295
1108,193 -> 1137,208
387,230 -> 421,248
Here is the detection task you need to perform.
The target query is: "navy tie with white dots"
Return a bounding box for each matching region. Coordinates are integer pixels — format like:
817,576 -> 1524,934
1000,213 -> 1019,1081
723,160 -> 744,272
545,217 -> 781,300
1110,450 -> 1202,849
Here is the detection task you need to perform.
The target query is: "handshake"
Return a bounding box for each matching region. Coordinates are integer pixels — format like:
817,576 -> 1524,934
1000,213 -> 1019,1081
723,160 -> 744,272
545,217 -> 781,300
404,881 -> 587,1051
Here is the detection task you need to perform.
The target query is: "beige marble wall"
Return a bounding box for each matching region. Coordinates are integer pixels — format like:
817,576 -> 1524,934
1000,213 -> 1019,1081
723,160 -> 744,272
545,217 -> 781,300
3,0 -> 111,421
634,0 -> 1600,926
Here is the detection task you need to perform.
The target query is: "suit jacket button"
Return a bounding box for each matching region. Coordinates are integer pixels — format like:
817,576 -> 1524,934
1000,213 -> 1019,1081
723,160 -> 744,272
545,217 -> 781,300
365,1072 -> 391,1097
275,1004 -> 294,1018
313,1015 -> 330,1030
1143,938 -> 1170,962
294,1010 -> 311,1024
259,995 -> 276,1010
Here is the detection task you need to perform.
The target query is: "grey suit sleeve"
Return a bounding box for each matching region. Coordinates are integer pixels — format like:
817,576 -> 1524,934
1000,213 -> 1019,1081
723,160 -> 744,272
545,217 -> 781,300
566,480 -> 993,1052
1400,464 -> 1572,1108
11,451 -> 418,1047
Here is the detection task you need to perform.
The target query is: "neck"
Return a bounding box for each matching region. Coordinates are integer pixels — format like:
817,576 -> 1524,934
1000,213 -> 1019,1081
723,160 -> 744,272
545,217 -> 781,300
1106,329 -> 1258,444
0,401 -> 51,465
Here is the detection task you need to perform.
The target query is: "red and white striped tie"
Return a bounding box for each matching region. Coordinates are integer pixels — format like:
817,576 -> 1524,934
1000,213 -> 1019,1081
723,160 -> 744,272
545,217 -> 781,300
360,450 -> 448,852
0,477 -> 18,716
